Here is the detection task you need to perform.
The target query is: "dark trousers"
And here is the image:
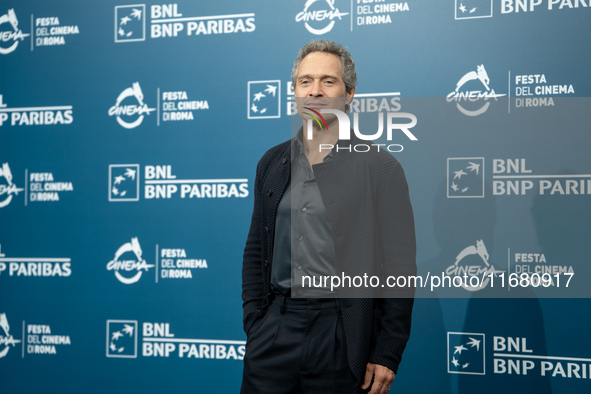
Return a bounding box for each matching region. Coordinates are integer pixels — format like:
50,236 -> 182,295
241,294 -> 359,394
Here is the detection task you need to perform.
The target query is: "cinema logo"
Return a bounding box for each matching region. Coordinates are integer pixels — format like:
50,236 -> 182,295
0,94 -> 74,127
108,82 -> 156,129
0,163 -> 23,208
445,240 -> 504,291
296,0 -> 349,35
0,9 -> 29,55
0,244 -> 72,278
0,313 -> 21,358
447,64 -> 506,116
303,107 -> 417,153
107,238 -> 154,285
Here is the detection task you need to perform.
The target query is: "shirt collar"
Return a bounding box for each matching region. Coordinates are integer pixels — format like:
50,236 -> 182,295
292,128 -> 335,161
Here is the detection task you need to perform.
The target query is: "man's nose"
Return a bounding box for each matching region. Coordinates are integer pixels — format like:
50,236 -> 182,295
308,81 -> 323,97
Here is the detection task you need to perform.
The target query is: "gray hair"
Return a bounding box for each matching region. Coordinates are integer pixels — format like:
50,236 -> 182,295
291,40 -> 357,113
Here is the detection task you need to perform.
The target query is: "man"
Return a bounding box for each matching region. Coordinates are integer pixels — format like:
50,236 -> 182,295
242,40 -> 416,394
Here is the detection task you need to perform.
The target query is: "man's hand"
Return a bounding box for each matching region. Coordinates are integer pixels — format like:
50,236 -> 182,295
361,363 -> 395,394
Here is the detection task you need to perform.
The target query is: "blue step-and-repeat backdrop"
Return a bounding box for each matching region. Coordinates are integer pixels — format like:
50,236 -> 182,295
1,1 -> 590,393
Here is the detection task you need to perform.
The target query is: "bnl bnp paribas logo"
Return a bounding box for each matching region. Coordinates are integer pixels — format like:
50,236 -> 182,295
115,4 -> 255,42
248,81 -> 281,119
107,237 -> 154,284
455,0 -> 493,19
106,320 -> 138,358
107,320 -> 246,360
109,164 -> 249,201
447,64 -> 505,116
447,157 -> 484,198
0,9 -> 30,55
456,0 -> 590,18
115,5 -> 145,42
109,164 -> 139,201
448,332 -> 485,374
0,313 -> 21,358
108,82 -> 155,129
448,332 -> 591,380
296,0 -> 349,35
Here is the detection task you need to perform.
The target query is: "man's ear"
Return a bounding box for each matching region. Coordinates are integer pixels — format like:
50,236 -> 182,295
345,87 -> 355,104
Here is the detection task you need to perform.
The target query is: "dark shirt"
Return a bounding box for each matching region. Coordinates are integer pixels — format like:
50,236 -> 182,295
270,136 -> 337,297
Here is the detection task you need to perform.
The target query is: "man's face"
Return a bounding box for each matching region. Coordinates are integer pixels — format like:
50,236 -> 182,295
294,51 -> 354,120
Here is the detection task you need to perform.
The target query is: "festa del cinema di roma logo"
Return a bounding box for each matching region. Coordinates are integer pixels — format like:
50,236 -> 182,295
447,64 -> 505,116
108,82 -> 155,129
107,237 -> 154,284
296,0 -> 349,35
0,9 -> 29,55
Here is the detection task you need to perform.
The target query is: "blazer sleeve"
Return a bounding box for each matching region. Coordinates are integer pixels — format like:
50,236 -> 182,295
241,158 -> 267,335
368,159 -> 417,374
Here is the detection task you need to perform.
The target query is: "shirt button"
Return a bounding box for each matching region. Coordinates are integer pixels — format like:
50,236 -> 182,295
301,207 -> 306,212
297,265 -> 302,270
299,235 -> 304,241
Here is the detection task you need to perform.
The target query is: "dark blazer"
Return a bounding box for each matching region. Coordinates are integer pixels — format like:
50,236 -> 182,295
242,134 -> 416,382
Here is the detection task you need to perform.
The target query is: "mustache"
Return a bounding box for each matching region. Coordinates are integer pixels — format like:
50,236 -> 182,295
302,99 -> 330,106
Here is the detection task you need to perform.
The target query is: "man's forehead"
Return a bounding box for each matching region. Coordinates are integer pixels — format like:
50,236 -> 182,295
300,51 -> 341,65
297,72 -> 340,79
298,51 -> 342,77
